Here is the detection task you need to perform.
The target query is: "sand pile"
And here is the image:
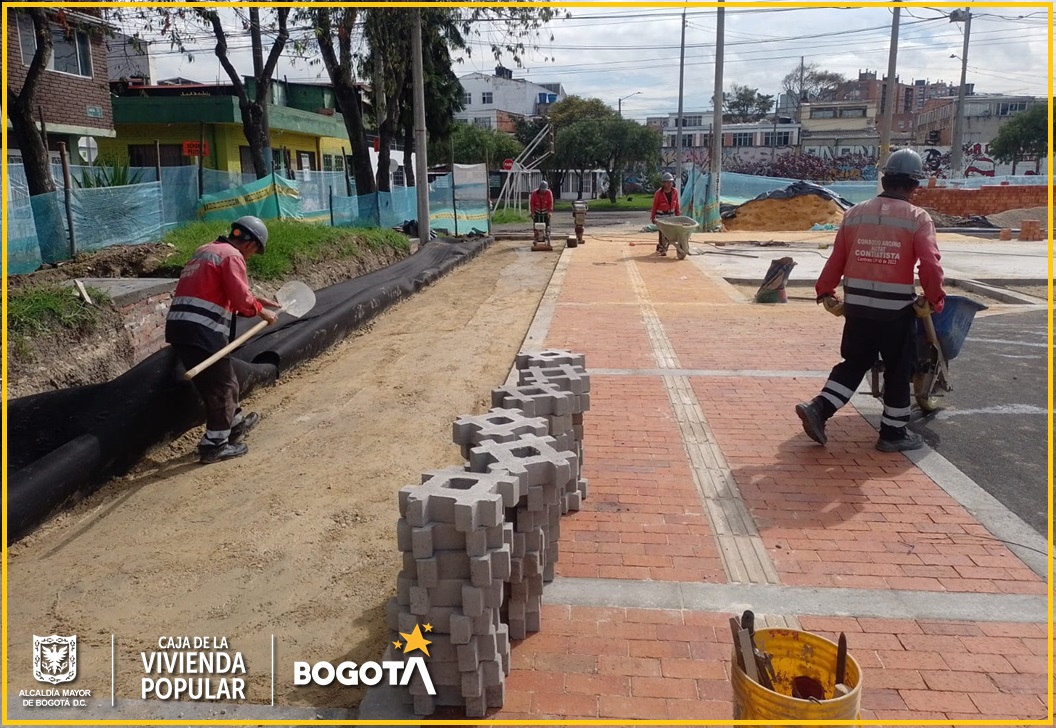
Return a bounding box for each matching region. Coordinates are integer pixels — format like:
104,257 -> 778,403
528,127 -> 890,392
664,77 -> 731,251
985,206 -> 1049,231
723,194 -> 845,232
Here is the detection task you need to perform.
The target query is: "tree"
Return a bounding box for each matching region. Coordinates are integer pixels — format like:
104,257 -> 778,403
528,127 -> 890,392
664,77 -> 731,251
546,95 -> 615,128
115,7 -> 290,180
989,104 -> 1050,174
594,118 -> 661,202
723,84 -> 774,123
554,121 -> 607,200
8,8 -> 57,197
437,122 -> 523,166
781,62 -> 844,119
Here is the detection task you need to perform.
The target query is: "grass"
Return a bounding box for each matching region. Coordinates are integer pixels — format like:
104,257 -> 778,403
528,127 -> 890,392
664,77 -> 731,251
8,283 -> 109,337
553,195 -> 654,212
162,219 -> 410,281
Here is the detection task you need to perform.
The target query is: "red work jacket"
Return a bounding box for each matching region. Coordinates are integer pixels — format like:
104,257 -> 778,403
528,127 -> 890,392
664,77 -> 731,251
651,187 -> 680,219
530,189 -> 554,214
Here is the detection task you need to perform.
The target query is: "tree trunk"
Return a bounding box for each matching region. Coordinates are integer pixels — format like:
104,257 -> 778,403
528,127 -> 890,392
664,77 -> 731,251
577,170 -> 585,200
9,97 -> 53,196
607,166 -> 619,202
334,86 -> 375,195
239,101 -> 271,178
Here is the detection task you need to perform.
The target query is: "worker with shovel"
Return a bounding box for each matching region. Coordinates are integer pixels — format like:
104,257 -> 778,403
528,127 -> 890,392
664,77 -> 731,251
795,149 -> 945,453
166,216 -> 279,464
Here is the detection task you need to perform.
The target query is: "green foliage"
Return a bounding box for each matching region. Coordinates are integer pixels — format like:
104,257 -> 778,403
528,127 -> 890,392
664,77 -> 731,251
988,104 -> 1049,171
781,62 -> 845,117
723,84 -> 775,123
440,122 -> 523,165
546,96 -> 616,128
593,118 -> 661,201
76,157 -> 144,188
162,219 -> 409,281
553,197 -> 653,211
8,283 -> 108,336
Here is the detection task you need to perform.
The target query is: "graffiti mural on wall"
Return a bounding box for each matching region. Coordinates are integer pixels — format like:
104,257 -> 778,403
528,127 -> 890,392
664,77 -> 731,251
659,146 -> 798,171
918,143 -> 1039,178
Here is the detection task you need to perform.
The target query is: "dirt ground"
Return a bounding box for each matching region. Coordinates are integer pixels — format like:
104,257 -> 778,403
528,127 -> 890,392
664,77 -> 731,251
5,239 -> 557,712
722,194 -> 845,232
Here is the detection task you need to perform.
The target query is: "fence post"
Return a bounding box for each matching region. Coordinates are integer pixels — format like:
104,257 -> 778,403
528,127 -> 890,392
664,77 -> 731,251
329,185 -> 334,227
57,142 -> 77,257
272,170 -> 282,220
341,146 -> 352,196
451,172 -> 458,237
197,122 -> 205,200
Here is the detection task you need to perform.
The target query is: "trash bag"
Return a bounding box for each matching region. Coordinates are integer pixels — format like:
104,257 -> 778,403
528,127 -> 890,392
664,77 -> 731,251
755,256 -> 797,304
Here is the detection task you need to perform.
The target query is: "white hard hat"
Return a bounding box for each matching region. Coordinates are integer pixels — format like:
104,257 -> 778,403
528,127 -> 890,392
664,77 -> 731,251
883,149 -> 925,180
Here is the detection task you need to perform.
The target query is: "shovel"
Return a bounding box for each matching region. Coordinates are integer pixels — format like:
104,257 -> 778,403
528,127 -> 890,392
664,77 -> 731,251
183,280 -> 316,380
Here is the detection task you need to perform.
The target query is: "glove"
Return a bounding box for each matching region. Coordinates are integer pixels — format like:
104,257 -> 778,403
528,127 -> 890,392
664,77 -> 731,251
913,295 -> 933,318
819,294 -> 844,317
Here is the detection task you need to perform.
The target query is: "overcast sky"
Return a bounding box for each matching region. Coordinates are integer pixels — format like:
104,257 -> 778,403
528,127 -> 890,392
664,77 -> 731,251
142,2 -> 1051,122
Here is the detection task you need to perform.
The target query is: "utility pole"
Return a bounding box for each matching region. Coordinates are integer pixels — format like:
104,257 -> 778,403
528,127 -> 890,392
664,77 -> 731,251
675,8 -> 687,193
949,8 -> 972,178
797,56 -> 805,122
709,7 -> 724,226
411,9 -> 430,246
878,5 -> 901,189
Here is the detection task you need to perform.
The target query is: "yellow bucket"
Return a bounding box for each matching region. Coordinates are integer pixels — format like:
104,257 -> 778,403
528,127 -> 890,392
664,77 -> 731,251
731,628 -> 862,725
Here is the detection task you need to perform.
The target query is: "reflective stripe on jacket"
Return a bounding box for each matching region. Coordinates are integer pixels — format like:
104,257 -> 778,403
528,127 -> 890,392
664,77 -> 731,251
816,194 -> 946,320
165,239 -> 262,352
651,188 -> 680,219
529,190 -> 553,214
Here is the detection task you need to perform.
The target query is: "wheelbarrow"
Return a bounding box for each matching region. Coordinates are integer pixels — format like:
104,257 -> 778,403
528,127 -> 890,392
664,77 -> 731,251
654,215 -> 699,260
870,295 -> 988,412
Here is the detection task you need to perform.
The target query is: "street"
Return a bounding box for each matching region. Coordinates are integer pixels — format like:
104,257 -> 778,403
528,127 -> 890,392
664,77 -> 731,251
913,307 -> 1049,535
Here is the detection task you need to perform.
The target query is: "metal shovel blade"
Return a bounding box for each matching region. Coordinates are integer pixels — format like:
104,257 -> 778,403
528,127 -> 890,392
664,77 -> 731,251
276,280 -> 315,318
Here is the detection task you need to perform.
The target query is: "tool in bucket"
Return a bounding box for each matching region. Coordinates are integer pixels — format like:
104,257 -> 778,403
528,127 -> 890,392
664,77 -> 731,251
653,215 -> 699,260
183,280 -> 316,380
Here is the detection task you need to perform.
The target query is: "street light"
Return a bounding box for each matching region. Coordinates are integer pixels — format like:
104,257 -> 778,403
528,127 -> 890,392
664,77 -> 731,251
949,8 -> 971,177
617,91 -> 641,118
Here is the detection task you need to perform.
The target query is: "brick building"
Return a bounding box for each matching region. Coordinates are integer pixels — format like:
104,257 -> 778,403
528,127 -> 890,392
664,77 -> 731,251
6,7 -> 115,164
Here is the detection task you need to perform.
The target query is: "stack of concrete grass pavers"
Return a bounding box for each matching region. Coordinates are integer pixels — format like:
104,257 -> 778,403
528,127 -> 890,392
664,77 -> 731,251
386,349 -> 590,718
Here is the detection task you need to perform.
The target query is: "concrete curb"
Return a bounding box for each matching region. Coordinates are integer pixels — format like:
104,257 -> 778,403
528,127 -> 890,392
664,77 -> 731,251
946,277 -> 1049,305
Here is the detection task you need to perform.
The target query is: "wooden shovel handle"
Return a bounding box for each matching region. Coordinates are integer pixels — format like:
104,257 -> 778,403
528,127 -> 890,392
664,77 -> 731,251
183,318 -> 270,380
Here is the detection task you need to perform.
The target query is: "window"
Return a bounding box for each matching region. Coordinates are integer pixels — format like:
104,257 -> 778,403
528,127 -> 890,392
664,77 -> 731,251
681,115 -> 703,127
763,131 -> 792,147
810,108 -> 836,119
128,144 -> 186,167
839,107 -> 866,118
473,117 -> 491,128
323,154 -> 334,172
481,92 -> 493,105
18,13 -> 92,77
997,102 -> 1027,116
682,135 -> 693,147
732,132 -> 753,147
334,155 -> 345,172
462,92 -> 472,106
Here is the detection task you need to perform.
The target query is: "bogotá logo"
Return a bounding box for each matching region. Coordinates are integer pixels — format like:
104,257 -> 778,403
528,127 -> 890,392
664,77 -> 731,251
33,635 -> 77,685
293,623 -> 435,694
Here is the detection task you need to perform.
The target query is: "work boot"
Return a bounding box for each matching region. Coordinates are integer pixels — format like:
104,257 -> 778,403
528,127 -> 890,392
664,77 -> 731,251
198,441 -> 249,465
229,411 -> 261,445
875,430 -> 924,453
795,400 -> 828,445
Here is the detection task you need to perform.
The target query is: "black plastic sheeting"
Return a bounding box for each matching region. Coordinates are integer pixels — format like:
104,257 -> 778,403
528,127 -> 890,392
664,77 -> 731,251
721,180 -> 855,219
7,237 -> 492,544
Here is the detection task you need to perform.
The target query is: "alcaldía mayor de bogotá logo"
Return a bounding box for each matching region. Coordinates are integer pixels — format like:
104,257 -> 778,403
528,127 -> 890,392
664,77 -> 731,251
293,623 -> 435,693
19,634 -> 92,709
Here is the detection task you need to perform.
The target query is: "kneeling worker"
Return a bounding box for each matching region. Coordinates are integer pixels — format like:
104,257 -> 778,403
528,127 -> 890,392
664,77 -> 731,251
166,216 -> 280,464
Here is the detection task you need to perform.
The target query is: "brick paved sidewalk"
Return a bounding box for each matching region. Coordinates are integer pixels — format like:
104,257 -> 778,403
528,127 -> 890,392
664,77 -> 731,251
482,231 -> 1050,725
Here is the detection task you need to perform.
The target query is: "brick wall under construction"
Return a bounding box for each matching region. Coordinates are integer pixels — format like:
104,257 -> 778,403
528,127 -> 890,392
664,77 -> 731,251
914,183 -> 1048,218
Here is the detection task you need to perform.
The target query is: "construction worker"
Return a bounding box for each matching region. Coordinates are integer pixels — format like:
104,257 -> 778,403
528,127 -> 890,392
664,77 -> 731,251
795,149 -> 946,453
651,172 -> 680,255
166,216 -> 279,464
529,180 -> 554,229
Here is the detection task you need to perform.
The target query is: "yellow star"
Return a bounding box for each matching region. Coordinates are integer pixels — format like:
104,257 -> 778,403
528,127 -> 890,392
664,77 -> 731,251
422,623 -> 433,633
399,624 -> 432,656
392,640 -> 403,650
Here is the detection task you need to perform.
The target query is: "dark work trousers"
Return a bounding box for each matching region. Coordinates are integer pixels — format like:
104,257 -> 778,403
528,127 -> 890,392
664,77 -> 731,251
655,212 -> 673,253
172,344 -> 240,444
816,309 -> 916,440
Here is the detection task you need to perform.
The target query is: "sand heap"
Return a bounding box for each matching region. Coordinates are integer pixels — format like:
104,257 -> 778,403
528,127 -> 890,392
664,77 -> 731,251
723,194 -> 845,232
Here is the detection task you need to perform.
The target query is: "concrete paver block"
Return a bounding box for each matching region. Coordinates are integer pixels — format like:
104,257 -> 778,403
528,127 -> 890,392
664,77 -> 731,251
518,363 -> 590,395
402,468 -> 515,532
491,382 -> 573,417
452,408 -> 549,456
515,349 -> 586,370
468,435 -> 577,493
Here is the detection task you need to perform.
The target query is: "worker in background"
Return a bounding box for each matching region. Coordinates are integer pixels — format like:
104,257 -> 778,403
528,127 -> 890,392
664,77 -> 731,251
795,149 -> 946,453
529,180 -> 554,229
166,216 -> 279,464
651,172 -> 680,255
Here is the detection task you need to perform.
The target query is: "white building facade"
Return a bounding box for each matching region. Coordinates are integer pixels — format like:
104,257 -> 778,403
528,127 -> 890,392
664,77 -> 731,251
455,67 -> 566,132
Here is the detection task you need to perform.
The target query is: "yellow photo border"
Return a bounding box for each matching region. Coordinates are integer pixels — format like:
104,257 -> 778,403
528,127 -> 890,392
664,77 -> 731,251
0,0 -> 1051,722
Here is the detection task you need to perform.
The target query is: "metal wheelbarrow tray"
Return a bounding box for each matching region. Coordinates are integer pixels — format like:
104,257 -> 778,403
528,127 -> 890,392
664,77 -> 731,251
654,215 -> 699,260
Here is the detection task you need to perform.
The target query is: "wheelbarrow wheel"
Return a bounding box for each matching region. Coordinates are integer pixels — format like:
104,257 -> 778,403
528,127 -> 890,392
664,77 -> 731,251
676,244 -> 688,260
913,372 -> 941,413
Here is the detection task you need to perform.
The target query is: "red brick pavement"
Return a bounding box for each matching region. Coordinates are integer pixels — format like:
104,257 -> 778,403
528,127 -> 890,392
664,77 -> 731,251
477,236 -> 1051,723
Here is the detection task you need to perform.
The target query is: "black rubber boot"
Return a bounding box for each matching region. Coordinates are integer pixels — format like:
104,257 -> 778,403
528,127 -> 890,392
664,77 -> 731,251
229,412 -> 261,445
199,442 -> 249,465
876,430 -> 924,453
795,400 -> 828,446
